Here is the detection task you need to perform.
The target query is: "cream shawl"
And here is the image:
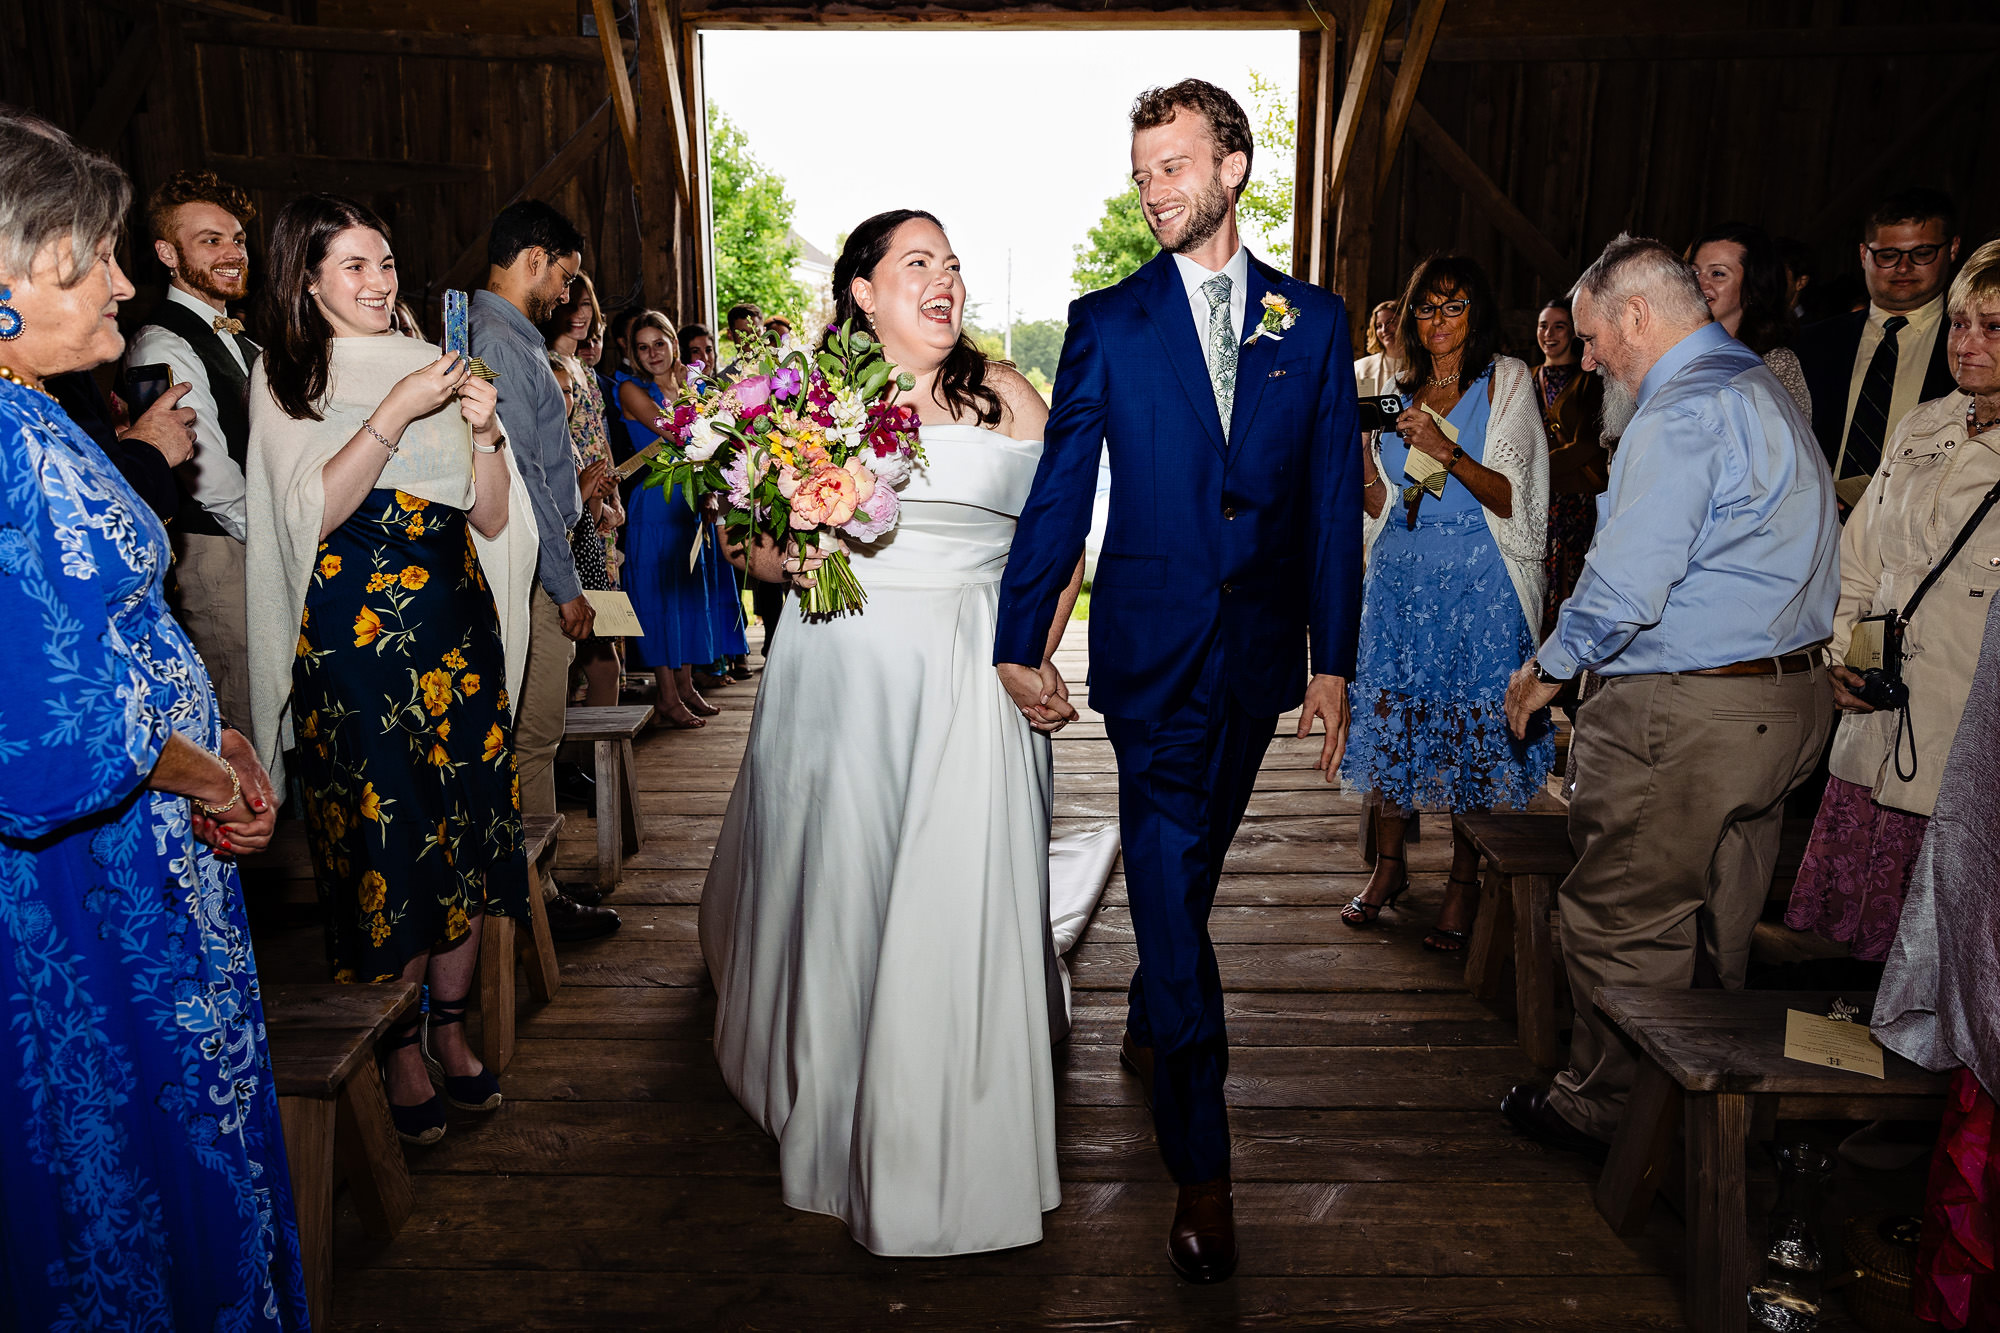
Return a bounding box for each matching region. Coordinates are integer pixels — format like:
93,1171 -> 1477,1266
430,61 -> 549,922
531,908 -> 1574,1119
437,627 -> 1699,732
245,335 -> 540,780
1361,354 -> 1550,634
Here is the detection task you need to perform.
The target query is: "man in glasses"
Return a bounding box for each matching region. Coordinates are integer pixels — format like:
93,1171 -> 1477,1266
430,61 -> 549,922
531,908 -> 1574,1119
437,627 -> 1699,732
1797,188 -> 1961,492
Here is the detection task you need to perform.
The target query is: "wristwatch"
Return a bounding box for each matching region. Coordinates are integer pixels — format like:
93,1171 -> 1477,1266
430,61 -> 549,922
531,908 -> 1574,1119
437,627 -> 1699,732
1446,444 -> 1465,471
1530,658 -> 1569,685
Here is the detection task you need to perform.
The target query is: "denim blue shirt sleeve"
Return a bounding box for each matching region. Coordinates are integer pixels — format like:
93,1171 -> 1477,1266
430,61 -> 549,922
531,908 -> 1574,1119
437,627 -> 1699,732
1537,322 -> 1840,678
471,290 -> 584,604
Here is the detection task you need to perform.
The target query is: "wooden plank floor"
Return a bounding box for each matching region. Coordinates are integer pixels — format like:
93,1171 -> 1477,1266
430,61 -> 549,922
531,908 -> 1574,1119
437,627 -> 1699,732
302,624 -> 1691,1330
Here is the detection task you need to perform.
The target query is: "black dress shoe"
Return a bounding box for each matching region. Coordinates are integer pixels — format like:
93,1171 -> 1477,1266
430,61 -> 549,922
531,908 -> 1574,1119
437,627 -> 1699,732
561,880 -> 611,907
1119,1031 -> 1155,1111
1168,1179 -> 1238,1283
546,892 -> 620,942
554,762 -> 597,809
1501,1081 -> 1609,1161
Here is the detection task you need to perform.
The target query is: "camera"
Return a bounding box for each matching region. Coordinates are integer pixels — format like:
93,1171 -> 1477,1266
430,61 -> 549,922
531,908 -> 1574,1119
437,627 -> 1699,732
1854,668 -> 1909,712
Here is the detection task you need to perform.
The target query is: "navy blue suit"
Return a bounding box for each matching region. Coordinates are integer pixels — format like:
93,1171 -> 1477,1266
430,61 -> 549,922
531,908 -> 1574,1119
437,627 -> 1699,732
995,249 -> 1362,1183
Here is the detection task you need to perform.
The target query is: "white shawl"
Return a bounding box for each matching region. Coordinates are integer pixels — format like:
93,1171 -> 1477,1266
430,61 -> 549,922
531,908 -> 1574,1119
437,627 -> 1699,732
245,335 -> 540,782
1361,355 -> 1549,634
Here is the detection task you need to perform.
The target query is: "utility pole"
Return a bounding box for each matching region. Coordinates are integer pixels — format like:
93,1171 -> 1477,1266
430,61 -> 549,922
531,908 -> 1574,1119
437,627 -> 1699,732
1004,249 -> 1013,361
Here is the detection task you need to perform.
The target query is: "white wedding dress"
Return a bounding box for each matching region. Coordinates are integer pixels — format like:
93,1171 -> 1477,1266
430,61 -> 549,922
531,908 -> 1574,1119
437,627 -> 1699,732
700,422 -> 1112,1257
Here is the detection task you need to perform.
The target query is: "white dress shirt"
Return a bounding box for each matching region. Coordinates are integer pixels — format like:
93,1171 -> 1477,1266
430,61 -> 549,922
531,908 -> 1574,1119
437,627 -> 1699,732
1836,294 -> 1946,476
126,284 -> 251,541
1173,246 -> 1249,378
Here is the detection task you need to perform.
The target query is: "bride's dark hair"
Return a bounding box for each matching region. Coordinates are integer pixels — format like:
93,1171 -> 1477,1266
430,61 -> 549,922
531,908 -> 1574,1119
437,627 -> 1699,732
827,209 -> 1002,427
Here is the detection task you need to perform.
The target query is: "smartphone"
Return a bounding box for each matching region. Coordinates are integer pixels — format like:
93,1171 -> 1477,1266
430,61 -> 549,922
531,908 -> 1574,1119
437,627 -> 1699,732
442,290 -> 470,359
124,363 -> 174,415
1356,393 -> 1402,433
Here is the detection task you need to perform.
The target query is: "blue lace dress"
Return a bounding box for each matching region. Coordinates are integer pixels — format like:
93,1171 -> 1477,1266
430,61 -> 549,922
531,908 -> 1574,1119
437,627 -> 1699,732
0,380 -> 308,1330
1341,368 -> 1554,811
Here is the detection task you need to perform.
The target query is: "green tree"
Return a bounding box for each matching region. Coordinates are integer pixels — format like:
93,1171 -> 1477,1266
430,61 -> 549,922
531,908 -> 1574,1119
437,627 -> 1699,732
707,103 -> 808,321
1239,70 -> 1295,268
1006,317 -> 1068,384
1072,187 -> 1158,296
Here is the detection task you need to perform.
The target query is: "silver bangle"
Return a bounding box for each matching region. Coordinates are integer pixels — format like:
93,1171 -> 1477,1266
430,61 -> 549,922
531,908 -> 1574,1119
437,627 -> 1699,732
362,419 -> 398,455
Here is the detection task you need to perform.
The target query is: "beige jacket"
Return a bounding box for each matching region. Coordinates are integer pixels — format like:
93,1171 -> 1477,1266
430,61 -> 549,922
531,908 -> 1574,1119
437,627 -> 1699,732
1830,390 -> 2000,816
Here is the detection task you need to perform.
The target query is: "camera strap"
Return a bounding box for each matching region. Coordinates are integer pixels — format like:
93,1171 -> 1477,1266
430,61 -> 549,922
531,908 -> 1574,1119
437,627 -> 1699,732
1894,477 -> 2000,631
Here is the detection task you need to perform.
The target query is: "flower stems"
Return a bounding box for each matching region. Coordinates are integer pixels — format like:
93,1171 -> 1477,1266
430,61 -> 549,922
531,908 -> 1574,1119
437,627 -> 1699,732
797,549 -> 867,619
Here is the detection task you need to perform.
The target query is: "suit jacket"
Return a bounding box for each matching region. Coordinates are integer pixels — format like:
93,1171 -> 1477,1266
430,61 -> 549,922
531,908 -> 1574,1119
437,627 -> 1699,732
1795,307 -> 1955,470
994,249 -> 1363,723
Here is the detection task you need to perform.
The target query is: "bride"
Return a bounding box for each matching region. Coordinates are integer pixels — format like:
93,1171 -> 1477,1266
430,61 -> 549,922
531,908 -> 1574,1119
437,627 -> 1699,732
699,209 -> 1088,1256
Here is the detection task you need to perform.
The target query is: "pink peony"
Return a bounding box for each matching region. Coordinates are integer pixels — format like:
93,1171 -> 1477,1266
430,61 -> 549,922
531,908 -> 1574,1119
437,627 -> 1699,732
774,464 -> 802,499
731,376 -> 772,411
841,475 -> 900,542
789,464 -> 860,529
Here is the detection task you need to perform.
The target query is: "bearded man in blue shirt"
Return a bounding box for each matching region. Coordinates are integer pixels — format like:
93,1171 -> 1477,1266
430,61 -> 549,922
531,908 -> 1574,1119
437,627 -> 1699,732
1499,235 -> 1840,1156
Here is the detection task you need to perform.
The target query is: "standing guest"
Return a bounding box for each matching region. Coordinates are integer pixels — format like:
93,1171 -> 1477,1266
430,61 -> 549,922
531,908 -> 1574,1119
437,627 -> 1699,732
1352,298 -> 1405,397
126,169 -> 259,728
1690,221 -> 1812,414
1532,296 -> 1607,639
543,275 -> 624,712
245,193 -> 539,1141
686,319 -> 782,652
0,104 -> 307,1332
469,199 -> 618,941
724,301 -> 763,352
46,366 -> 196,521
615,309 -> 721,727
763,314 -> 793,343
679,321 -> 717,379
1500,234 -> 1839,1156
1787,240 -> 2000,962
1341,255 -> 1552,953
577,327 -> 623,587
1797,188 -> 1961,486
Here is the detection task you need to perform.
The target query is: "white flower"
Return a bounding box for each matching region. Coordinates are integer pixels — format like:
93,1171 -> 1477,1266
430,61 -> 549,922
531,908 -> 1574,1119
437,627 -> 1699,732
869,450 -> 914,487
684,416 -> 725,462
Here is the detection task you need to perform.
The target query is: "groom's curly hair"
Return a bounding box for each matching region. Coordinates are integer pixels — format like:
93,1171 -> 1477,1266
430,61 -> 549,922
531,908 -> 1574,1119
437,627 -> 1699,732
1131,79 -> 1255,200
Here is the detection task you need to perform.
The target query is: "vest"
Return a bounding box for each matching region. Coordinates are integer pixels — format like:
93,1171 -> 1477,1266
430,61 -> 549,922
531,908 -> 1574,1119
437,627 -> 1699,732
142,297 -> 259,538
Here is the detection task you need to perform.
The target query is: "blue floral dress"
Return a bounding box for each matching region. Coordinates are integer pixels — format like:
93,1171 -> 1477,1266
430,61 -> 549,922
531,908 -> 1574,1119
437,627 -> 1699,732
0,379 -> 308,1331
1341,368 -> 1554,811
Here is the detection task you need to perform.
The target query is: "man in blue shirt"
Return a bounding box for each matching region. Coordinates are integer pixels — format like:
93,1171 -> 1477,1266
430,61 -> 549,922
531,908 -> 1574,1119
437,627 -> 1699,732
1500,235 -> 1839,1156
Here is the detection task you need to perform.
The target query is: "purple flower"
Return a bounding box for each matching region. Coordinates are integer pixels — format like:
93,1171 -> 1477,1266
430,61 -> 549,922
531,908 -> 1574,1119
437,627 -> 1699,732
722,451 -> 755,509
841,478 -> 901,542
771,366 -> 803,400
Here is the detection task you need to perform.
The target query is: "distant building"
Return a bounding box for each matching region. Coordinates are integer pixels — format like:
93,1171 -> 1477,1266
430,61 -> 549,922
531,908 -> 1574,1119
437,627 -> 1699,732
791,230 -> 835,331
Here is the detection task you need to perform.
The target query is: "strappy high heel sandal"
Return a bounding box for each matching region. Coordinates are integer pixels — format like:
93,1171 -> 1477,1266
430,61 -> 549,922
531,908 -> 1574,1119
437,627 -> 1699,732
380,1021 -> 447,1145
1423,875 -> 1482,953
1341,853 -> 1410,928
420,990 -> 503,1112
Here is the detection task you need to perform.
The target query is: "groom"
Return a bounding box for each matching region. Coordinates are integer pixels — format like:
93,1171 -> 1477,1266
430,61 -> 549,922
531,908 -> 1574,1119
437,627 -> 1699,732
995,79 -> 1362,1282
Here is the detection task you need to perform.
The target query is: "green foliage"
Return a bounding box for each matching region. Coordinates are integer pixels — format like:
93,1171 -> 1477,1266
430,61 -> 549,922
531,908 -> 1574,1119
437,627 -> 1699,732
1239,70 -> 1295,268
1007,318 -> 1068,384
1072,188 -> 1159,296
708,103 -> 809,322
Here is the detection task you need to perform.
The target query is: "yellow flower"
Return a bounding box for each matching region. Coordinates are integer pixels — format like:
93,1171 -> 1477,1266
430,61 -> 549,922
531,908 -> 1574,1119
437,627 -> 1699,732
400,565 -> 430,591
333,967 -> 356,984
366,572 -> 396,593
437,718 -> 451,742
427,742 -> 451,767
419,668 -> 454,717
353,605 -> 383,647
443,648 -> 467,671
405,518 -> 425,538
395,490 -> 430,512
444,905 -> 469,939
482,723 -> 505,763
296,633 -> 311,658
358,782 -> 381,821
318,553 -> 342,578
359,870 -> 387,913
460,672 -> 480,697
368,914 -> 392,946
497,689 -> 510,714
301,607 -> 310,627
323,802 -> 348,842
300,712 -> 319,740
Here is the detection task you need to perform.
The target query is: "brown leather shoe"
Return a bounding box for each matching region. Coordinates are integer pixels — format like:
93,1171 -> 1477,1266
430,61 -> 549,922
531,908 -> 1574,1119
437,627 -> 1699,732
1118,1031 -> 1155,1111
1168,1178 -> 1238,1283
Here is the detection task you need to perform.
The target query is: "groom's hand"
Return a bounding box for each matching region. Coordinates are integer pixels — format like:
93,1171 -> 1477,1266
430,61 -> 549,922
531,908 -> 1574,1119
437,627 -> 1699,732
1298,674 -> 1351,783
999,661 -> 1078,733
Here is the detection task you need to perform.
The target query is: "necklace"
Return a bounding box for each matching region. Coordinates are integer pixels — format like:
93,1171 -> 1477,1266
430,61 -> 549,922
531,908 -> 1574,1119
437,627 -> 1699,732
1427,372 -> 1460,387
0,365 -> 53,400
1971,402 -> 2000,436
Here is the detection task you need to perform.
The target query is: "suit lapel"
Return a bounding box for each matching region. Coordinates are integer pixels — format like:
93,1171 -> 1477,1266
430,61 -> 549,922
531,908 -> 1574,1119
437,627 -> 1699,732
1132,252 -> 1226,456
1228,259 -> 1279,446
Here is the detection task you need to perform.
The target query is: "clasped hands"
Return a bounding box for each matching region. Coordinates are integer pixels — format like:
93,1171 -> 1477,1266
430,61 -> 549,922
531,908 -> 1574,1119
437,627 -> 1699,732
191,729 -> 279,856
996,661 -> 1079,734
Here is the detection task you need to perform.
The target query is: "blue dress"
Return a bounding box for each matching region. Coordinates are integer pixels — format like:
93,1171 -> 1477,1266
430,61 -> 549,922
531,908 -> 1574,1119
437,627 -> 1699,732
1341,368 -> 1554,811
0,380 -> 308,1330
614,372 -> 738,669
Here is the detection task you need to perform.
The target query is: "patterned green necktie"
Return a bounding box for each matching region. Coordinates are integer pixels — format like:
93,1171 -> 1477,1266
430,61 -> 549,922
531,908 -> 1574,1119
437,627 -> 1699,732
1202,273 -> 1236,441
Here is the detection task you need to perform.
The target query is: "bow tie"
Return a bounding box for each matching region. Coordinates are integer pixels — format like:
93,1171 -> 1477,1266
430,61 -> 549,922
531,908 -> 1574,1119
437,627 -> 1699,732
213,315 -> 244,336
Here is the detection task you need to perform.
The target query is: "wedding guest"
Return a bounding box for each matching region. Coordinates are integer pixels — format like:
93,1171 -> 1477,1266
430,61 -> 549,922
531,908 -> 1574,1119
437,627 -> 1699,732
246,193 -> 536,1141
1689,221 -> 1811,414
679,321 -> 717,378
126,169 -> 259,727
764,314 -> 793,344
1797,188 -> 1961,483
1778,235 -> 1815,321
1352,298 -> 1405,397
0,104 -> 306,1332
45,366 -> 195,520
615,309 -> 721,727
542,274 -> 623,712
1501,235 -> 1839,1157
1342,255 -> 1552,953
1532,296 -> 1607,639
1787,240 -> 2000,962
725,301 -> 762,348
468,199 -> 619,941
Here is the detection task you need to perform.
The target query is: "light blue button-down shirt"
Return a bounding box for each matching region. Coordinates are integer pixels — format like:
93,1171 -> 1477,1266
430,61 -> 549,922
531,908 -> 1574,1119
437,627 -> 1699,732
1537,322 -> 1839,678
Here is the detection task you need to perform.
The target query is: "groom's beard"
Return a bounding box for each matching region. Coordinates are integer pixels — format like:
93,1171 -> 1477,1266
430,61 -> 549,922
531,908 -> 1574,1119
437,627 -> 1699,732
1600,372 -> 1638,439
1157,173 -> 1233,255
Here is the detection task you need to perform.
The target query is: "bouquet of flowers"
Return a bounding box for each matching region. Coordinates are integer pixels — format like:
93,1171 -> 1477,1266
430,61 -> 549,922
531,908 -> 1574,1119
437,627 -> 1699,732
641,320 -> 924,618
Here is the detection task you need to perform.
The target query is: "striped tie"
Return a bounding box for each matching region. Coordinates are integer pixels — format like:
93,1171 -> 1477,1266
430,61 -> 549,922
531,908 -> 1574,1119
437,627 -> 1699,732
1841,314 -> 1907,478
1202,273 -> 1236,441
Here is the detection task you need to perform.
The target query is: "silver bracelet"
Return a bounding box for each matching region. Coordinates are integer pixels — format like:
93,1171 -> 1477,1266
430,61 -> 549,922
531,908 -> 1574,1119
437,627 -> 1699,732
362,419 -> 398,455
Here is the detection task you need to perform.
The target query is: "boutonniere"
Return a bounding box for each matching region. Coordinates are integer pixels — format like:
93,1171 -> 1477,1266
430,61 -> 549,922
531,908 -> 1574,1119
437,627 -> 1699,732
1244,291 -> 1299,346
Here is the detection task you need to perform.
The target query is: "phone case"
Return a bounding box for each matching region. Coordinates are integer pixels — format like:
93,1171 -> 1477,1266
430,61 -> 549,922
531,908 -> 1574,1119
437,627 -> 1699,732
443,290 -> 469,359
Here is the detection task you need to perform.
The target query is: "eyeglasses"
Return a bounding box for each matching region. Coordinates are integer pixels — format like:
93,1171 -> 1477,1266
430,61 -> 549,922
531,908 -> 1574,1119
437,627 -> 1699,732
1865,243 -> 1945,269
551,255 -> 580,291
1412,299 -> 1471,320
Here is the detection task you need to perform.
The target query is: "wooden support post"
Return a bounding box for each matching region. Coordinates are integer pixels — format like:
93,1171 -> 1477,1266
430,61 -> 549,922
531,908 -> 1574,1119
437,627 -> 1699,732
1464,865 -> 1512,1006
634,0 -> 695,312
1376,0 -> 1446,199
639,0 -> 696,212
1683,1091 -> 1751,1333
332,1058 -> 413,1241
430,100 -> 614,299
592,0 -> 644,192
1404,100 -> 1575,288
1324,0 -> 1393,216
1291,27 -> 1322,282
1595,1059 -> 1682,1235
1303,27 -> 1339,287
278,1095 -> 336,1333
478,914 -> 519,1073
1512,872 -> 1561,1068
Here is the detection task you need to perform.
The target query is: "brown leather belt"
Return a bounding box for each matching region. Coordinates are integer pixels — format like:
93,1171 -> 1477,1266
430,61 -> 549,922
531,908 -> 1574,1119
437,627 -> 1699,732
1679,652 -> 1819,678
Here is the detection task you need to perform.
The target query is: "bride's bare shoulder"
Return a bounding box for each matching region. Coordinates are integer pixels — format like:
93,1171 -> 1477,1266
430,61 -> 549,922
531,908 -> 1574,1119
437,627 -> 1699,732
983,360 -> 1049,442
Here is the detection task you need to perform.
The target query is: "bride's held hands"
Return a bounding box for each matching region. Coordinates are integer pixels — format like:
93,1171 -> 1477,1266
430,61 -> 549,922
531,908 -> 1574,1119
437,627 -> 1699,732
746,533 -> 844,589
998,661 -> 1078,733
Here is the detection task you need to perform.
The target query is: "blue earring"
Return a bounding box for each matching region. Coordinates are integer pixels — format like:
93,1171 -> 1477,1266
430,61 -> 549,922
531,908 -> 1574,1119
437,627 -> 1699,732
0,288 -> 20,341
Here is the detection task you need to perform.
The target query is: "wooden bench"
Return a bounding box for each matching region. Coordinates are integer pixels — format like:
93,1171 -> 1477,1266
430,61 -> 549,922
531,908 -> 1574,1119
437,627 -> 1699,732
1592,987 -> 1949,1333
563,704 -> 653,887
476,811 -> 563,1073
265,981 -> 420,1331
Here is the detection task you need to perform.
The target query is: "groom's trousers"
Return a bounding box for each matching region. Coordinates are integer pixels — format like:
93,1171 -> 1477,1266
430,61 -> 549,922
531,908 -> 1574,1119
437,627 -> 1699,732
1102,645 -> 1274,1185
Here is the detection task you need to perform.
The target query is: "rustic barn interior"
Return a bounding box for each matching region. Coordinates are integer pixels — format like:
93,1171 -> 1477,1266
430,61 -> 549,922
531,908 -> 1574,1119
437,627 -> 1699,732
7,1 -> 1999,1329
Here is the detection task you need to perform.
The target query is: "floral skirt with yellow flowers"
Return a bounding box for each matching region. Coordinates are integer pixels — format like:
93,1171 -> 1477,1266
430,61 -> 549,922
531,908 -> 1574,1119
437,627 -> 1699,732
292,487 -> 529,983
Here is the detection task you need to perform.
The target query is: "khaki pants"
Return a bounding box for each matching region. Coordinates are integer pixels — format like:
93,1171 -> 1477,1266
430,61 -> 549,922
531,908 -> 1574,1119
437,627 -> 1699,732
1549,665 -> 1833,1140
517,587 -> 575,859
169,531 -> 251,731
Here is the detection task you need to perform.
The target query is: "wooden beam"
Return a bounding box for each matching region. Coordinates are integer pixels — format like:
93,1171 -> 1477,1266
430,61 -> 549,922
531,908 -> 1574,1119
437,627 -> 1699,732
430,99 -> 617,299
680,4 -> 1318,28
1303,21 -> 1337,286
1290,27 -> 1321,281
1385,23 -> 2000,63
204,152 -> 485,194
592,0 -> 645,192
76,21 -> 159,151
178,18 -> 614,63
1402,100 -> 1573,289
1323,0 -> 1393,230
638,0 -> 695,211
1375,0 -> 1444,199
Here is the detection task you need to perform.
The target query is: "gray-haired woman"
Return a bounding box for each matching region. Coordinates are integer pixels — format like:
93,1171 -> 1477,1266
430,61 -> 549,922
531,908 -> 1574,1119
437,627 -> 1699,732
0,106 -> 307,1330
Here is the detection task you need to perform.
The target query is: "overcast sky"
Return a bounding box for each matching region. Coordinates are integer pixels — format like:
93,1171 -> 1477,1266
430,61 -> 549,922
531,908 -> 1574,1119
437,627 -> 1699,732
701,29 -> 1299,325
